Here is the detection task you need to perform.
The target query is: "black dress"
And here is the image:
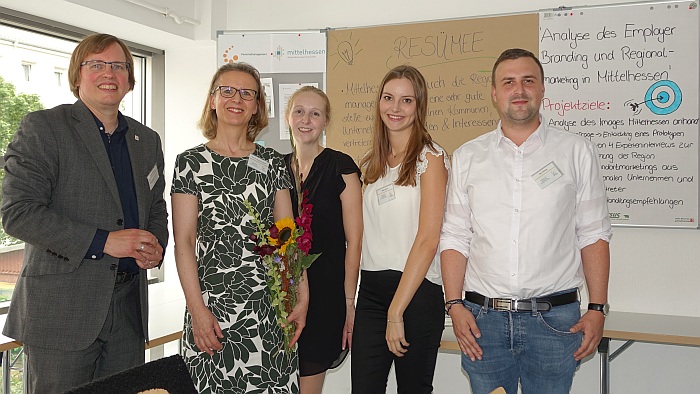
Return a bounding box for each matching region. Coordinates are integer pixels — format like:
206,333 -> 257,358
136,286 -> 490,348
285,148 -> 361,376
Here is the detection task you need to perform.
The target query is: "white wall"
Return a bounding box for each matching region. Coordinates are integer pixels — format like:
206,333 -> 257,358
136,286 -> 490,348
1,0 -> 698,392
224,1 -> 700,393
227,0 -> 620,30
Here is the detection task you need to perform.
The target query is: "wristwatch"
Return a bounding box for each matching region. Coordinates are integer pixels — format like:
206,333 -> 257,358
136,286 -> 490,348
588,303 -> 610,317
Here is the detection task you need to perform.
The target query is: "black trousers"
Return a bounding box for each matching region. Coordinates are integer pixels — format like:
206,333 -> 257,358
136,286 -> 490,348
352,270 -> 444,394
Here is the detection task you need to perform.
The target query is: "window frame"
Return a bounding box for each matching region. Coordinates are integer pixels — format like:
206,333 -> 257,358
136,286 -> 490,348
21,62 -> 32,81
54,70 -> 63,86
0,7 -> 167,303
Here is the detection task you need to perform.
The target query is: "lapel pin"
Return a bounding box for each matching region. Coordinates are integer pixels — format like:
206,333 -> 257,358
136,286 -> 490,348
135,135 -> 140,141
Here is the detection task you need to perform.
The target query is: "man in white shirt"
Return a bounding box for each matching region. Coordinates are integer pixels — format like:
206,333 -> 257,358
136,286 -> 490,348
440,48 -> 612,394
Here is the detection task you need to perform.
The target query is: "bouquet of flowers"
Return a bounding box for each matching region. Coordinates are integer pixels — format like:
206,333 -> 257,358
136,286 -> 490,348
244,190 -> 320,354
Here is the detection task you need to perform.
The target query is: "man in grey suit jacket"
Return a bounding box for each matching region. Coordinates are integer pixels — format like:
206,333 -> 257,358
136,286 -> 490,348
1,33 -> 169,393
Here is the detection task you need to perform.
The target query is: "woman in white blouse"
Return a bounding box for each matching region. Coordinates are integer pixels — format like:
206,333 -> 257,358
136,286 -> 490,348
352,65 -> 449,394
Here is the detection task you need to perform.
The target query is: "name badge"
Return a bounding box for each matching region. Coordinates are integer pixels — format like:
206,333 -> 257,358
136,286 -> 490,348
147,164 -> 159,190
532,161 -> 563,189
247,154 -> 269,174
376,184 -> 396,205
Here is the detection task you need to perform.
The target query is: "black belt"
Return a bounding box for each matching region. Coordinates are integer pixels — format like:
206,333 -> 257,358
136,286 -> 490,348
115,271 -> 138,284
465,290 -> 577,312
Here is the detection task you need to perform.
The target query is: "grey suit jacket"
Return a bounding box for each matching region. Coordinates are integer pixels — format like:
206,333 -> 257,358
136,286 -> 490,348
1,100 -> 169,351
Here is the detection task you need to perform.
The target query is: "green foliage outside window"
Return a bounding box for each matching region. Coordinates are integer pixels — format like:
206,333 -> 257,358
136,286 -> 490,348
0,76 -> 44,247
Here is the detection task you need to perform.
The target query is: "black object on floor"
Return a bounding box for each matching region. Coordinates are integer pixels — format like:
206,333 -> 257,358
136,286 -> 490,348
64,354 -> 196,394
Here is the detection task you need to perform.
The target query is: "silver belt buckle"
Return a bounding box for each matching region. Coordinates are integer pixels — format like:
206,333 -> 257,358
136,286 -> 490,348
493,298 -> 515,311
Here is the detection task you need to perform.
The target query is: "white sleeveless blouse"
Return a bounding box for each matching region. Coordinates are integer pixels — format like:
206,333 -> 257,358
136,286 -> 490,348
361,143 -> 449,285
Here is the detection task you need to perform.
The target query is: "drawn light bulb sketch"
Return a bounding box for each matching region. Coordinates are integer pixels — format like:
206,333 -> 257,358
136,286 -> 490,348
330,32 -> 362,69
625,80 -> 682,116
338,41 -> 354,65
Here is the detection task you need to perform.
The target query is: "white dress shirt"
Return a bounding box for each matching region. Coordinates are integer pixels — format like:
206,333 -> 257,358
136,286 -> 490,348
440,118 -> 612,299
362,144 -> 448,285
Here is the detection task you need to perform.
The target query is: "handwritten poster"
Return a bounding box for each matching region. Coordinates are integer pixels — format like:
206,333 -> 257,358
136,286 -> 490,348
326,14 -> 539,162
539,2 -> 699,227
327,2 -> 699,228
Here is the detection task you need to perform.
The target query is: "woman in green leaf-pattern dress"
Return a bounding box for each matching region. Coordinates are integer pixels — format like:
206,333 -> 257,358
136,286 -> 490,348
171,62 -> 308,394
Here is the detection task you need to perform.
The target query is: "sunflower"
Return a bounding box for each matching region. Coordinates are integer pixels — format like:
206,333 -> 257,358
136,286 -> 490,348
269,217 -> 296,254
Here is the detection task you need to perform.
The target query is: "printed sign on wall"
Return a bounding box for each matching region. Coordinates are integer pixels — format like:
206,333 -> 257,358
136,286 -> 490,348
217,32 -> 326,73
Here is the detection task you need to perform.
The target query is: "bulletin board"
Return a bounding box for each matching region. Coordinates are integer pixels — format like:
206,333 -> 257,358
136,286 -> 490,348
326,13 -> 538,160
216,31 -> 326,154
325,1 -> 699,227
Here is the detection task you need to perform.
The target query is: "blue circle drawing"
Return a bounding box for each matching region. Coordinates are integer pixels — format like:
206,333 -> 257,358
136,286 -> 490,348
645,80 -> 682,115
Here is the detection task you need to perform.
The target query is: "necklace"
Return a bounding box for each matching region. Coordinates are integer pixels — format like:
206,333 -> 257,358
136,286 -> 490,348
391,150 -> 405,159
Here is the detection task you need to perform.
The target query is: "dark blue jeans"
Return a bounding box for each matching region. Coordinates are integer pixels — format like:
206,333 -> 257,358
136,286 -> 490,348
460,293 -> 582,394
352,270 -> 444,394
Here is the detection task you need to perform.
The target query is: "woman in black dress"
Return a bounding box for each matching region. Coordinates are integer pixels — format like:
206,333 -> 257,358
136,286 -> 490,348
285,86 -> 362,394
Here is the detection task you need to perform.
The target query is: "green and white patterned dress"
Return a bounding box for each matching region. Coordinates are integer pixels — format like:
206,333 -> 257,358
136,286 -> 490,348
171,144 -> 298,394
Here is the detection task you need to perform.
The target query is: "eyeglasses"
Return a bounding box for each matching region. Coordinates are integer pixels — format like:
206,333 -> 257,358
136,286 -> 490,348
212,86 -> 258,101
80,60 -> 131,74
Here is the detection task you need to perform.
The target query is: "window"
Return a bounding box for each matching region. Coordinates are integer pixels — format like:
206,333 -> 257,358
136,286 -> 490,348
54,70 -> 63,86
0,9 -> 167,392
0,11 -> 165,304
21,62 -> 31,81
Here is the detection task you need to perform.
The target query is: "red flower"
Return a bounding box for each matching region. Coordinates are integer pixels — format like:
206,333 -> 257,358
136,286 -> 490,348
297,231 -> 313,254
295,214 -> 312,232
260,244 -> 277,256
269,225 -> 279,239
302,203 -> 313,216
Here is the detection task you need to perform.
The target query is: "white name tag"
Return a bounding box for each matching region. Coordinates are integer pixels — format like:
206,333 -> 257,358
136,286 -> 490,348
376,184 -> 396,205
532,161 -> 563,189
247,154 -> 269,174
147,164 -> 159,190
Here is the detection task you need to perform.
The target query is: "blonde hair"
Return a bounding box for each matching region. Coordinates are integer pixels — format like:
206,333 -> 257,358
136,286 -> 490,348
284,85 -> 331,123
68,34 -> 135,99
360,65 -> 434,187
198,62 -> 268,141
286,86 -> 332,184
